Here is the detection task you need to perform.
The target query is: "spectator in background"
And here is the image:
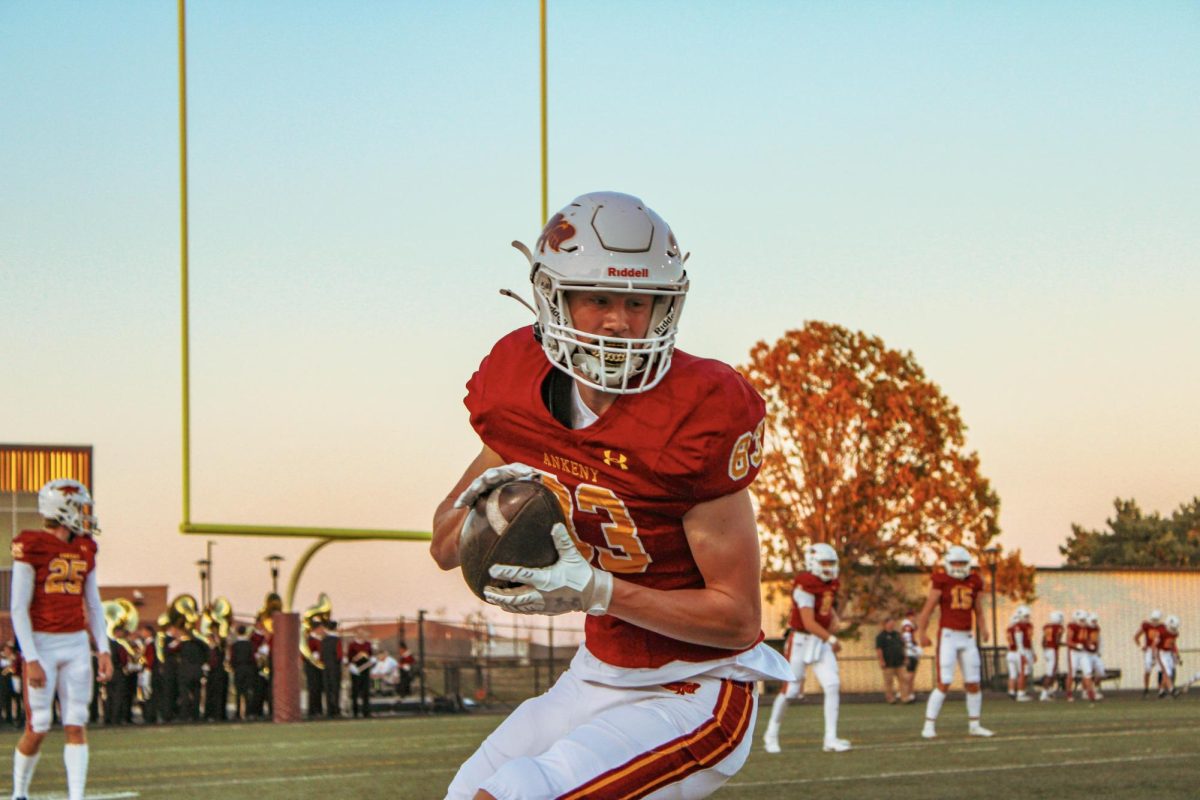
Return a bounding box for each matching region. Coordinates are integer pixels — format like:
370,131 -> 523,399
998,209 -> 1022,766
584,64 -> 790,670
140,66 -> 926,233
203,630 -> 229,721
875,618 -> 906,703
371,647 -> 399,695
304,622 -> 325,719
396,642 -> 415,697
899,615 -> 920,703
346,630 -> 375,718
230,626 -> 256,720
0,642 -> 18,726
319,620 -> 343,718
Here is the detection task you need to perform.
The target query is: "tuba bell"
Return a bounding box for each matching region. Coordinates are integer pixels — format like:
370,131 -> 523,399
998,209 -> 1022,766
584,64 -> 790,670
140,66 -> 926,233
155,593 -> 200,661
300,593 -> 332,668
200,596 -> 233,641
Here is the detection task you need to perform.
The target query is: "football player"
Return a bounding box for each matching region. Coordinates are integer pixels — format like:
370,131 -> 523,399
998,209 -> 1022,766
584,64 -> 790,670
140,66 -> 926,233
762,543 -> 851,754
431,192 -> 791,800
915,546 -> 993,738
1135,609 -> 1165,697
9,479 -> 112,800
1086,612 -> 1105,700
1157,615 -> 1181,698
900,614 -> 921,703
1038,610 -> 1064,701
1064,609 -> 1096,702
1004,610 -> 1034,701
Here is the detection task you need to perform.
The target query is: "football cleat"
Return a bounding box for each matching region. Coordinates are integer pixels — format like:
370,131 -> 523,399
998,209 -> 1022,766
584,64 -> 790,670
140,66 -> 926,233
763,733 -> 781,754
1016,692 -> 1032,702
823,737 -> 852,752
968,724 -> 994,737
921,722 -> 937,739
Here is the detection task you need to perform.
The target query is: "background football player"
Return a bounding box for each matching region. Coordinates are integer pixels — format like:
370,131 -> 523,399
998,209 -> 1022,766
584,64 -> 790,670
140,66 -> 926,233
9,479 -> 112,800
916,545 -> 992,739
1039,610 -> 1064,701
763,542 -> 851,754
1135,609 -> 1165,697
1086,612 -> 1104,700
431,192 -> 791,800
1157,615 -> 1181,698
1064,609 -> 1095,702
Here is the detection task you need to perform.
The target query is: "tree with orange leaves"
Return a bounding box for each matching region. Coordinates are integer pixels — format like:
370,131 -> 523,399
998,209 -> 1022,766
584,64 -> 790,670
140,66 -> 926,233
740,322 -> 1034,623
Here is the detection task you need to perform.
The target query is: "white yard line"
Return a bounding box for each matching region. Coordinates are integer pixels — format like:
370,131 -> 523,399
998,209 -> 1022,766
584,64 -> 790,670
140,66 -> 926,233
729,752 -> 1194,788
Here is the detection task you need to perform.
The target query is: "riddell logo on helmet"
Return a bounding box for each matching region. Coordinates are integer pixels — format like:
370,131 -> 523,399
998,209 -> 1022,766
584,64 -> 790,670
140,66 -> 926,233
607,267 -> 649,278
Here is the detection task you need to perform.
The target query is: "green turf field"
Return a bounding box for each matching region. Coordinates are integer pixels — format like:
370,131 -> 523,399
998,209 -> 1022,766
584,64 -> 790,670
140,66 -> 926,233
9,693 -> 1198,799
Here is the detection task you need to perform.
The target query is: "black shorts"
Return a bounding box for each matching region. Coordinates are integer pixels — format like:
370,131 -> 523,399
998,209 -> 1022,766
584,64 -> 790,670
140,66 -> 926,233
904,656 -> 919,673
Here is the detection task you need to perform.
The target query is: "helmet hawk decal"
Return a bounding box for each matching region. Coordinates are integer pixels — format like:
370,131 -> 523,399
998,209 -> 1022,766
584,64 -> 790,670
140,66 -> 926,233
537,213 -> 577,254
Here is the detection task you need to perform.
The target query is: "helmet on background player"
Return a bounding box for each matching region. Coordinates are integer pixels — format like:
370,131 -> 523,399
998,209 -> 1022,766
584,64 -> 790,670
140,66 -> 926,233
516,192 -> 689,394
1009,612 -> 1021,625
1016,605 -> 1032,621
1165,615 -> 1180,634
1048,610 -> 1064,625
1072,609 -> 1088,624
1149,609 -> 1163,624
1086,612 -> 1099,627
37,478 -> 100,536
943,545 -> 972,579
805,542 -> 840,582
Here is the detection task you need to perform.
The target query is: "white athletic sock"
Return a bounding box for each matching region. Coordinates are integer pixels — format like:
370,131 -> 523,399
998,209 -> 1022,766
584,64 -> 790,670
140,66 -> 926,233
63,744 -> 88,800
966,690 -> 982,721
924,687 -> 946,721
768,691 -> 788,728
12,749 -> 40,799
823,687 -> 840,741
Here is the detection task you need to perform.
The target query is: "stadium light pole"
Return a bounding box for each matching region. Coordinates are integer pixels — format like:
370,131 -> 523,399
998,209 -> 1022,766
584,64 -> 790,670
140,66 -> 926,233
195,558 -> 210,608
266,554 -> 284,595
984,546 -> 1000,683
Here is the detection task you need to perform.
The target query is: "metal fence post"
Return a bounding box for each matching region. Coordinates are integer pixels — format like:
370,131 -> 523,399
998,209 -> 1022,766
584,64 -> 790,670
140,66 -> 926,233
418,609 -> 427,713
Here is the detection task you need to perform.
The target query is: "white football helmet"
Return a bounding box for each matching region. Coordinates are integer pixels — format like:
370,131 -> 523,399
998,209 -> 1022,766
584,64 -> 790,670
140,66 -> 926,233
1086,612 -> 1099,627
943,545 -> 972,579
1016,604 -> 1032,621
805,542 -> 839,582
1048,610 -> 1064,625
1165,615 -> 1180,634
517,192 -> 688,394
1072,609 -> 1088,624
1149,609 -> 1163,624
1009,611 -> 1021,625
37,478 -> 100,536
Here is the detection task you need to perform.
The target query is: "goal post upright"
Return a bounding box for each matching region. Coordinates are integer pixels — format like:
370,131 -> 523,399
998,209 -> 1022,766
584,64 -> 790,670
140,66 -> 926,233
175,0 -> 431,607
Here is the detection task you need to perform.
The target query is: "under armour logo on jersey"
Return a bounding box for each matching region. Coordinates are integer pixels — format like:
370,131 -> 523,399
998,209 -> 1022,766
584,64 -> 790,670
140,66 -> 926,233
603,450 -> 628,470
537,213 -> 577,254
663,681 -> 700,696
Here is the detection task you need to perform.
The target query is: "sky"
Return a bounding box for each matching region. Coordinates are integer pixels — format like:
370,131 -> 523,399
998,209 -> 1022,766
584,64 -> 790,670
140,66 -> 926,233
2,1 -> 1197,623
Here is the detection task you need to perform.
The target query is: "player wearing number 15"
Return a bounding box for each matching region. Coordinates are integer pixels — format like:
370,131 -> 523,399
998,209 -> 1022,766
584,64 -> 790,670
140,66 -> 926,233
915,545 -> 993,739
431,192 -> 791,800
9,479 -> 112,800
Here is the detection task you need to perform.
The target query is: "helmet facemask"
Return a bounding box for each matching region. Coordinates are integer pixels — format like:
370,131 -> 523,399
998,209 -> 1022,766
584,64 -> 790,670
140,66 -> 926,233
533,269 -> 687,394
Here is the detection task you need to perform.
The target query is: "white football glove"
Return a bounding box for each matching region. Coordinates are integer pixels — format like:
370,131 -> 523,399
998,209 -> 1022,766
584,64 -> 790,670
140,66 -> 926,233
484,523 -> 612,616
453,462 -> 537,509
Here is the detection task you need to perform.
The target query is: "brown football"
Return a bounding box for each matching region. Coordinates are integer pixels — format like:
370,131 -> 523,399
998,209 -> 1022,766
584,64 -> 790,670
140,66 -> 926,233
459,477 -> 564,601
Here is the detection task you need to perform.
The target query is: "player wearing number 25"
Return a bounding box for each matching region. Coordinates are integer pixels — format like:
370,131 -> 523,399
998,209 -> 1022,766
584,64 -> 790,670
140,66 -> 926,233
432,192 -> 791,800
10,479 -> 112,800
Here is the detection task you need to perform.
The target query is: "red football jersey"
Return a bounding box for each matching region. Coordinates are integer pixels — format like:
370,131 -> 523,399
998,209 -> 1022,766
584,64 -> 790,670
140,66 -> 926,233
787,572 -> 839,633
1067,622 -> 1085,649
1141,622 -> 1166,648
12,529 -> 98,634
465,327 -> 766,668
1159,631 -> 1179,653
931,571 -> 983,632
1084,626 -> 1100,653
1042,624 -> 1062,650
1005,623 -> 1021,651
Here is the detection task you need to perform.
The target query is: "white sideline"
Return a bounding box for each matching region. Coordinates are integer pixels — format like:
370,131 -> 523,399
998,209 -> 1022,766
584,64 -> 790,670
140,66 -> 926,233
729,752 -> 1194,787
30,793 -> 139,799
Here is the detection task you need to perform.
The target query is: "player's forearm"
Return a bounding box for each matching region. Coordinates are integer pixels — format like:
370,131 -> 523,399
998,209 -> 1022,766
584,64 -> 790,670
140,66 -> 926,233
9,563 -> 39,662
430,496 -> 465,570
607,580 -> 761,650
